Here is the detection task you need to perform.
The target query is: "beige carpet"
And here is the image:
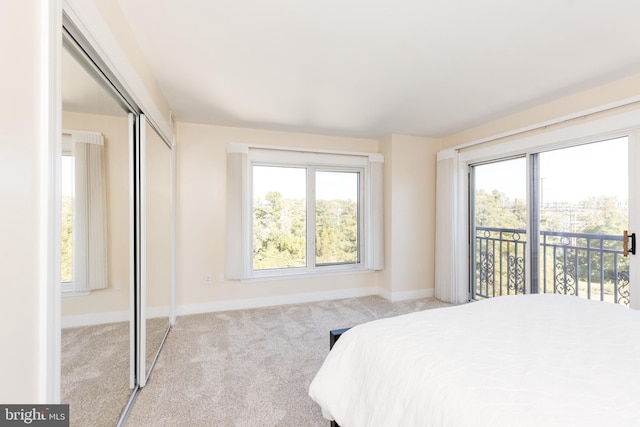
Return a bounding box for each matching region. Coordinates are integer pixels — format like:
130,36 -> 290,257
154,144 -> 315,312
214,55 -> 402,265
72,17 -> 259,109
62,317 -> 171,427
125,296 -> 450,426
61,322 -> 132,427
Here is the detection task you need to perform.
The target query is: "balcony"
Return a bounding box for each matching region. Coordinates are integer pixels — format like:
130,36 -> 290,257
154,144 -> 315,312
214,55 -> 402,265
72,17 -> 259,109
474,227 -> 630,306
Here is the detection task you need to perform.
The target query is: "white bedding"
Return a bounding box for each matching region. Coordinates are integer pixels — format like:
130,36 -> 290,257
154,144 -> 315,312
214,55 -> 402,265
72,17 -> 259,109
309,294 -> 640,427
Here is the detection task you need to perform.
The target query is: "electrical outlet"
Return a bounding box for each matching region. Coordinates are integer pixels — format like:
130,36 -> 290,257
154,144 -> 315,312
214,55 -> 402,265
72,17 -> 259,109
113,280 -> 121,291
205,274 -> 212,284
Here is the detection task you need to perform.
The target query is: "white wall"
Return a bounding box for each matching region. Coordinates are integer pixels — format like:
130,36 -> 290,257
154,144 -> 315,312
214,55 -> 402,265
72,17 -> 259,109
175,122 -> 383,313
444,72 -> 640,148
0,0 -> 48,403
85,0 -> 173,128
380,134 -> 442,300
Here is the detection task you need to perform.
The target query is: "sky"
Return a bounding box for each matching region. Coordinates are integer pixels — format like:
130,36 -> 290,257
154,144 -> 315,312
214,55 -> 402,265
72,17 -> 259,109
474,136 -> 628,203
252,166 -> 358,201
61,156 -> 74,197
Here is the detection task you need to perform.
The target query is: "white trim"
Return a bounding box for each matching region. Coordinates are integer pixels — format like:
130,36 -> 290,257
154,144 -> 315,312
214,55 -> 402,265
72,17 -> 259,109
42,0 -> 62,404
437,148 -> 456,161
139,115 -> 148,387
248,157 -> 367,279
377,288 -> 435,302
238,266 -> 374,283
63,0 -> 173,143
368,153 -> 384,163
628,129 -> 640,310
250,149 -> 369,167
455,155 -> 471,303
60,289 -> 89,297
128,113 -> 135,389
454,96 -> 640,151
63,129 -> 104,145
227,143 -> 249,154
458,109 -> 640,165
229,146 -> 384,280
227,142 -> 383,162
63,288 -> 435,326
62,310 -> 129,328
170,135 -> 177,326
177,287 -> 380,316
176,287 -> 435,316
147,306 -> 172,319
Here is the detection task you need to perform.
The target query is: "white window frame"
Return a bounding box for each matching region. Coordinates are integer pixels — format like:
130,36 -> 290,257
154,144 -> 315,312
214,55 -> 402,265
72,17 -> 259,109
61,134 -> 75,293
59,132 -> 96,296
227,143 -> 384,281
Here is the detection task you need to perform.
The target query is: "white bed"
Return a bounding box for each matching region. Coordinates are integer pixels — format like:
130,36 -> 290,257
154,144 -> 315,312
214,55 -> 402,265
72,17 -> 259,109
309,294 -> 640,427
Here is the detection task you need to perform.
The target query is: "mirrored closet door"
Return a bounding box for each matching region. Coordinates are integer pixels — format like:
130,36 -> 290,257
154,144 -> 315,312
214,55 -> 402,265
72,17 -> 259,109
60,15 -> 175,425
60,32 -> 136,427
138,116 -> 174,386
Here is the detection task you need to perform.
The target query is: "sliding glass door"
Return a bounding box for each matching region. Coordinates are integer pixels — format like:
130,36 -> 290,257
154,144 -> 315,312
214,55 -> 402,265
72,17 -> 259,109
471,157 -> 527,298
471,137 -> 632,306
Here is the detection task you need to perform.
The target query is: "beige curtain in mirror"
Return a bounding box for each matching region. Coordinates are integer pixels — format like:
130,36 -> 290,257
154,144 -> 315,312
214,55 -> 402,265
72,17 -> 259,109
73,131 -> 108,291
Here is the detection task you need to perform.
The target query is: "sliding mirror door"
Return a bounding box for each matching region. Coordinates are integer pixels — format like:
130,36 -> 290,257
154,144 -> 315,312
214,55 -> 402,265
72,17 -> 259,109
139,115 -> 174,386
60,34 -> 135,425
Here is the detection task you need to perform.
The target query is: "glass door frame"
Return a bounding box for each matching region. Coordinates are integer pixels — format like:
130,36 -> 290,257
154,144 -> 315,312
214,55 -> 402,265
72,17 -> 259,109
456,111 -> 640,309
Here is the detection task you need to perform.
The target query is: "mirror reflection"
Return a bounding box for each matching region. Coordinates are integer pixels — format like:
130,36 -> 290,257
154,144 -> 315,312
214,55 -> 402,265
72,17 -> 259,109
142,119 -> 172,381
60,41 -> 133,426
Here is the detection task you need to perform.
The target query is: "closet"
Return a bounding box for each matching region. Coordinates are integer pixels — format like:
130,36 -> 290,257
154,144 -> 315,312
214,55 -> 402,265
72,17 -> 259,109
60,13 -> 175,426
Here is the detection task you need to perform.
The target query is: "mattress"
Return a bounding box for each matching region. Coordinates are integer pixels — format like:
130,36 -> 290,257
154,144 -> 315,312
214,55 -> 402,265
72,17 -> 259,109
309,294 -> 640,427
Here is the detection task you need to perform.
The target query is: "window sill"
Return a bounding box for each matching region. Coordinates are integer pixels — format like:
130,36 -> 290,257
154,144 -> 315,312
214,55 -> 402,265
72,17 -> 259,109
240,266 -> 378,283
61,289 -> 90,297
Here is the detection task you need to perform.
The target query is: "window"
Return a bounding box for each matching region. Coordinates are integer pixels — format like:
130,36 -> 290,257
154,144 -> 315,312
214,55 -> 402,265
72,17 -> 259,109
60,131 -> 108,293
469,138 -> 630,305
315,170 -> 360,266
435,108 -> 640,307
253,165 -> 308,270
226,144 -> 384,280
61,151 -> 75,291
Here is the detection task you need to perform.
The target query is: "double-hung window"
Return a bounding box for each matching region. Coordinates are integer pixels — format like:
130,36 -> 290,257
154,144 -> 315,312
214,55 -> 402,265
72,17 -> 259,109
226,144 -> 384,280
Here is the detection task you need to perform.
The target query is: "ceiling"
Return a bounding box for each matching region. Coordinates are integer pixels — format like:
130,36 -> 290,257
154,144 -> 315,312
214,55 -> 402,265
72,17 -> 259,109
116,0 -> 640,139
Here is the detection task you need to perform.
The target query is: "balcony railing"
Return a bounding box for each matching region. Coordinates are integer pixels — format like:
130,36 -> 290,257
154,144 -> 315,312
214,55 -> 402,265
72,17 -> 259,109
474,227 -> 630,306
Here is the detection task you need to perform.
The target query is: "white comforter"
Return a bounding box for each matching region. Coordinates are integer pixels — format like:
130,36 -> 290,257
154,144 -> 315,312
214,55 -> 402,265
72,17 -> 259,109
309,294 -> 640,427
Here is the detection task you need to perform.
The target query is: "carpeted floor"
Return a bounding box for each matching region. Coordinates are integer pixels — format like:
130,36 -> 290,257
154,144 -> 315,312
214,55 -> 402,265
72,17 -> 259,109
61,322 -> 131,427
61,317 -> 171,427
125,296 -> 451,426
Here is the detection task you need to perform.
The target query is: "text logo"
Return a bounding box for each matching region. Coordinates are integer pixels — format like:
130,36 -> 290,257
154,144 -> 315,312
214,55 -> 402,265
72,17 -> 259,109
0,405 -> 69,427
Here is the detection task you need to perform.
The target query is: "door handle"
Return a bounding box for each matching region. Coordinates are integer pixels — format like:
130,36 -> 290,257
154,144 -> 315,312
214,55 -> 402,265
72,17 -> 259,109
624,230 -> 636,257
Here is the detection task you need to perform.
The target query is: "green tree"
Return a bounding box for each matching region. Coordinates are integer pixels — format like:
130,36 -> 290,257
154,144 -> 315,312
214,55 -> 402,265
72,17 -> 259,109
474,189 -> 526,229
253,192 -> 306,269
253,192 -> 359,269
316,198 -> 358,264
61,195 -> 73,282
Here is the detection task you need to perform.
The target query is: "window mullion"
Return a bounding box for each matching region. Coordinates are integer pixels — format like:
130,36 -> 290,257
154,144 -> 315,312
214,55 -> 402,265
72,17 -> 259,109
528,153 -> 540,295
307,166 -> 316,270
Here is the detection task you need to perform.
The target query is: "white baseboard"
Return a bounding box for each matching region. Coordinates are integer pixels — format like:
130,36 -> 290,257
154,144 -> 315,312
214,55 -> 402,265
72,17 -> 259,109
62,310 -> 129,328
62,287 -> 436,327
62,306 -> 170,328
377,288 -> 435,302
177,286 -> 380,316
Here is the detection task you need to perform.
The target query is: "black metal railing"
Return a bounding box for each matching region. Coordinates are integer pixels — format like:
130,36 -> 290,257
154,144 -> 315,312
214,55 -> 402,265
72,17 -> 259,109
474,227 -> 630,306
